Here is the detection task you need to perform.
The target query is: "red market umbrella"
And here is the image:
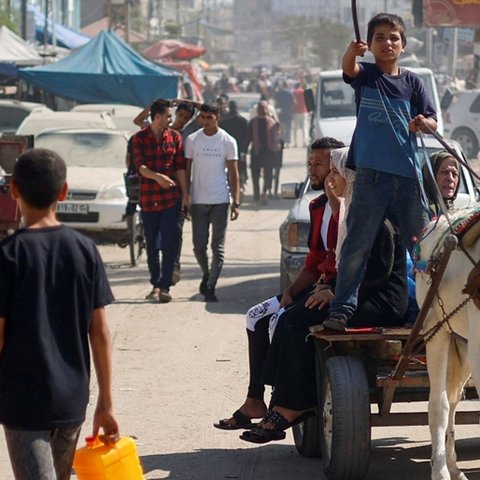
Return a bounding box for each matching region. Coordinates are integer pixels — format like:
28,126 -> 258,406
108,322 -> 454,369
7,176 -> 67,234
143,39 -> 205,61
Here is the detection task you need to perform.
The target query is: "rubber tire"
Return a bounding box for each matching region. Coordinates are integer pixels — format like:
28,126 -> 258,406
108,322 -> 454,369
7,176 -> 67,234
293,407 -> 322,458
127,211 -> 144,267
452,127 -> 479,159
319,356 -> 371,480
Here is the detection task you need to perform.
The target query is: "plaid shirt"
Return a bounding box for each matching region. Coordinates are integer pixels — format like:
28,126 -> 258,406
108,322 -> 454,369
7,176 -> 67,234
133,126 -> 186,212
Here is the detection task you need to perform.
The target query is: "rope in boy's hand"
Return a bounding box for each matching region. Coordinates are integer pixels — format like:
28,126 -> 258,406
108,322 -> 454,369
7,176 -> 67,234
351,0 -> 364,57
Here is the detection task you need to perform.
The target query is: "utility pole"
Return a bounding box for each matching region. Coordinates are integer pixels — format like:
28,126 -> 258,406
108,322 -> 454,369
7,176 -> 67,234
21,0 -> 27,39
44,0 -> 49,53
124,0 -> 129,43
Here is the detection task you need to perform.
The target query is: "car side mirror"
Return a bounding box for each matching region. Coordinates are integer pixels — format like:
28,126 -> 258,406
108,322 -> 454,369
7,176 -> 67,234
440,89 -> 453,112
304,89 -> 315,113
281,182 -> 304,199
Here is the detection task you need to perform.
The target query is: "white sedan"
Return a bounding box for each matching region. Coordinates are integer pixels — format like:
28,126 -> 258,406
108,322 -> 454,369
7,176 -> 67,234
35,128 -> 129,239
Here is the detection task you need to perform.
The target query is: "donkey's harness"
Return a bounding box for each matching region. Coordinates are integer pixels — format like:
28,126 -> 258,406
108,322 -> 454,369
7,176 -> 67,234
414,209 -> 480,349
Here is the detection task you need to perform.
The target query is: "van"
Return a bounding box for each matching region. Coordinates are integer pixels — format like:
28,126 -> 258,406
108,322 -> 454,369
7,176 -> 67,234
308,67 -> 444,146
16,110 -> 116,136
71,104 -> 142,134
0,100 -> 52,134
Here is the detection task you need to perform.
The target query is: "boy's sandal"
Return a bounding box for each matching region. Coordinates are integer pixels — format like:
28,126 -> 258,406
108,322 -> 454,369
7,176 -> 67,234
213,409 -> 256,430
239,409 -> 314,444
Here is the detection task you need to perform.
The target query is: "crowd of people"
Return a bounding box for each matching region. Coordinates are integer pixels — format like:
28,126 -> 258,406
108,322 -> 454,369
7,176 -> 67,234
203,72 -> 311,150
0,11 -> 467,479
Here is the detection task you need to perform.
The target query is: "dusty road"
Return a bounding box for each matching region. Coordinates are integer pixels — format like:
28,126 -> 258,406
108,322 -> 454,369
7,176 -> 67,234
1,147 -> 480,479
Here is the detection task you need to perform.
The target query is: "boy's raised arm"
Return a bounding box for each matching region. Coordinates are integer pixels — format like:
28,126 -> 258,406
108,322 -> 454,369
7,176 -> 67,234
89,307 -> 120,441
342,40 -> 368,78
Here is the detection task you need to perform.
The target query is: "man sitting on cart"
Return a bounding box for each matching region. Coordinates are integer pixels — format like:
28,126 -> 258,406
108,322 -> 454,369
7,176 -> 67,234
237,147 -> 410,444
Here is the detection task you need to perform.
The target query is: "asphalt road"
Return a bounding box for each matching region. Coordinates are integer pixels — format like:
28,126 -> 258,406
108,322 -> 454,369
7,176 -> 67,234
1,146 -> 480,480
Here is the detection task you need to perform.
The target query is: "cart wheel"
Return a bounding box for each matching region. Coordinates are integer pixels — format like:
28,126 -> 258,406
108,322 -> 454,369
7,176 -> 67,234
293,407 -> 322,457
320,356 -> 370,480
127,211 -> 145,267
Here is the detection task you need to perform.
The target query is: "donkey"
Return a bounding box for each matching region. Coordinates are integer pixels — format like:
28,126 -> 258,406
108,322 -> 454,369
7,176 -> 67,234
415,208 -> 480,480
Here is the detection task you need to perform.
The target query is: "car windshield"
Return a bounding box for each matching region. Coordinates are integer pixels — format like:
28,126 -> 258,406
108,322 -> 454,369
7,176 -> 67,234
319,72 -> 436,120
0,107 -> 30,132
35,132 -> 127,168
320,78 -> 356,118
230,95 -> 260,112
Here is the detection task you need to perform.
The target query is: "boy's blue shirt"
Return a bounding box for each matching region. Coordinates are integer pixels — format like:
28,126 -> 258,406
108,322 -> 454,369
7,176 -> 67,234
344,62 -> 437,178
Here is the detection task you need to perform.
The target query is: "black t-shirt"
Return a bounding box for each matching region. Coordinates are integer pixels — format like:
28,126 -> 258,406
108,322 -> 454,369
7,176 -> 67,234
219,114 -> 248,153
0,225 -> 114,429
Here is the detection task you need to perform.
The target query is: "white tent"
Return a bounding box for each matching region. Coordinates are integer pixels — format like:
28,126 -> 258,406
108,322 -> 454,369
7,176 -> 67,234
0,26 -> 42,66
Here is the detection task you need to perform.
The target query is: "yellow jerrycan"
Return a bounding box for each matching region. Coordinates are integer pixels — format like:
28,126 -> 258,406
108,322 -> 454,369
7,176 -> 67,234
73,435 -> 144,479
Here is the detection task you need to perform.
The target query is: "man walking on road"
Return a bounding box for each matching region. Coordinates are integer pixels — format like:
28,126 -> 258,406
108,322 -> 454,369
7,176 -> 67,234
133,99 -> 188,303
185,103 -> 240,302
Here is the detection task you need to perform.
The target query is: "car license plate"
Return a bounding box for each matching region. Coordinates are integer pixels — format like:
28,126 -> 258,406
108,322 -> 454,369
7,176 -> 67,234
56,203 -> 89,214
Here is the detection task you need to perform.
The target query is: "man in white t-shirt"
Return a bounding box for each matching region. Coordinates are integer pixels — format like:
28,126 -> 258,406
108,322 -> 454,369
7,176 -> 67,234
185,103 -> 240,302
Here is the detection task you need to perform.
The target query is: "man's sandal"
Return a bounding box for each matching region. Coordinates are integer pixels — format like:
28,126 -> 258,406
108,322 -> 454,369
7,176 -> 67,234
213,409 -> 256,430
239,409 -> 314,444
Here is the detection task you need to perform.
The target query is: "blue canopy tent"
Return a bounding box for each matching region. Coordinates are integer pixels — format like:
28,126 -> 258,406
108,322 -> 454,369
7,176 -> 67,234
30,4 -> 90,49
18,30 -> 179,106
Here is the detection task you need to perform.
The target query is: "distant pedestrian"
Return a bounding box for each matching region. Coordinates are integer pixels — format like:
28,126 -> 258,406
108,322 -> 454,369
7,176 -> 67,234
0,148 -> 119,480
170,101 -> 200,284
293,82 -> 309,147
185,103 -> 240,302
220,100 -> 249,195
274,81 -> 294,147
133,98 -> 188,303
246,101 -> 280,204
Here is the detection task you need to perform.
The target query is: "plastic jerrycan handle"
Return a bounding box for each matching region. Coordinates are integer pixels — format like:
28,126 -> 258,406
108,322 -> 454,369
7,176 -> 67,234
85,435 -> 113,447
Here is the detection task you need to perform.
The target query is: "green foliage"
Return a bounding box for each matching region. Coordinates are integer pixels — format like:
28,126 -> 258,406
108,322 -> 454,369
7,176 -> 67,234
0,11 -> 17,33
274,16 -> 351,69
164,21 -> 181,38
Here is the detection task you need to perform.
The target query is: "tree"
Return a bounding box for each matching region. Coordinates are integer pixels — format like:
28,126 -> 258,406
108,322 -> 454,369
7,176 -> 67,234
273,16 -> 351,69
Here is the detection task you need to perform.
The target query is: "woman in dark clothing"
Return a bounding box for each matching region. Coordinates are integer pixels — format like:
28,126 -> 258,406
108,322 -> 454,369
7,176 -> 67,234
422,150 -> 460,217
240,148 -> 409,444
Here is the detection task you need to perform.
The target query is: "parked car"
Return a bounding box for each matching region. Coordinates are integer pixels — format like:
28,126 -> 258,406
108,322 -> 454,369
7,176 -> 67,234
71,103 -> 142,135
279,137 -> 478,290
227,92 -> 262,120
444,89 -> 480,159
307,67 -> 444,147
0,99 -> 51,134
16,110 -> 116,136
34,128 -> 129,239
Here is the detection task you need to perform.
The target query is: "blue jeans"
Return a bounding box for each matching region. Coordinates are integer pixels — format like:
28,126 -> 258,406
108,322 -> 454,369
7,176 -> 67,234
330,168 -> 429,318
141,203 -> 180,290
191,203 -> 229,289
4,425 -> 81,480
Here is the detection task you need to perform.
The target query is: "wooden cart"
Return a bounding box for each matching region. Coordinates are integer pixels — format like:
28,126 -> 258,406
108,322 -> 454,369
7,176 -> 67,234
292,326 -> 478,480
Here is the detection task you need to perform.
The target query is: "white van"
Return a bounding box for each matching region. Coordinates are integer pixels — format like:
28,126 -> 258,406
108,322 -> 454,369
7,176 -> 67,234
0,100 -> 52,134
16,110 -> 116,136
71,104 -> 142,135
309,67 -> 444,146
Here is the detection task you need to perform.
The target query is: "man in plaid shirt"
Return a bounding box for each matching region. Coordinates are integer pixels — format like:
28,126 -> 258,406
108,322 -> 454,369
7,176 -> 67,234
133,98 -> 188,303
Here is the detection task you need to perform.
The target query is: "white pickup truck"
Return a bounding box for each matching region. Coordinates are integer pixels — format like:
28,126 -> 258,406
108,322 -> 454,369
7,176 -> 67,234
308,67 -> 444,146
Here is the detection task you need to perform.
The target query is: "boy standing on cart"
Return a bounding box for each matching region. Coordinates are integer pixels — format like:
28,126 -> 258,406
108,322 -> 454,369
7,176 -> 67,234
324,13 -> 438,332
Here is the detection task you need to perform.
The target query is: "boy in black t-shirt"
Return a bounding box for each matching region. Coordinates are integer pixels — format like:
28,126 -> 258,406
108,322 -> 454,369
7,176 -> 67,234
0,148 -> 119,479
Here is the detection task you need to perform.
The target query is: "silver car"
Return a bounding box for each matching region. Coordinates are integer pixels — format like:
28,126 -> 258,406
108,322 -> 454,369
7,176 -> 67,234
279,137 -> 478,290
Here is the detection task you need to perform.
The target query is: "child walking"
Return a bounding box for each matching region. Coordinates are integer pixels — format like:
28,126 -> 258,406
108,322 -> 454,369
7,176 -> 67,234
0,148 -> 119,479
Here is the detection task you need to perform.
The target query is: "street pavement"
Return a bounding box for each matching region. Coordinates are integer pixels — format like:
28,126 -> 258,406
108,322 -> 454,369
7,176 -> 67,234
1,146 -> 480,479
